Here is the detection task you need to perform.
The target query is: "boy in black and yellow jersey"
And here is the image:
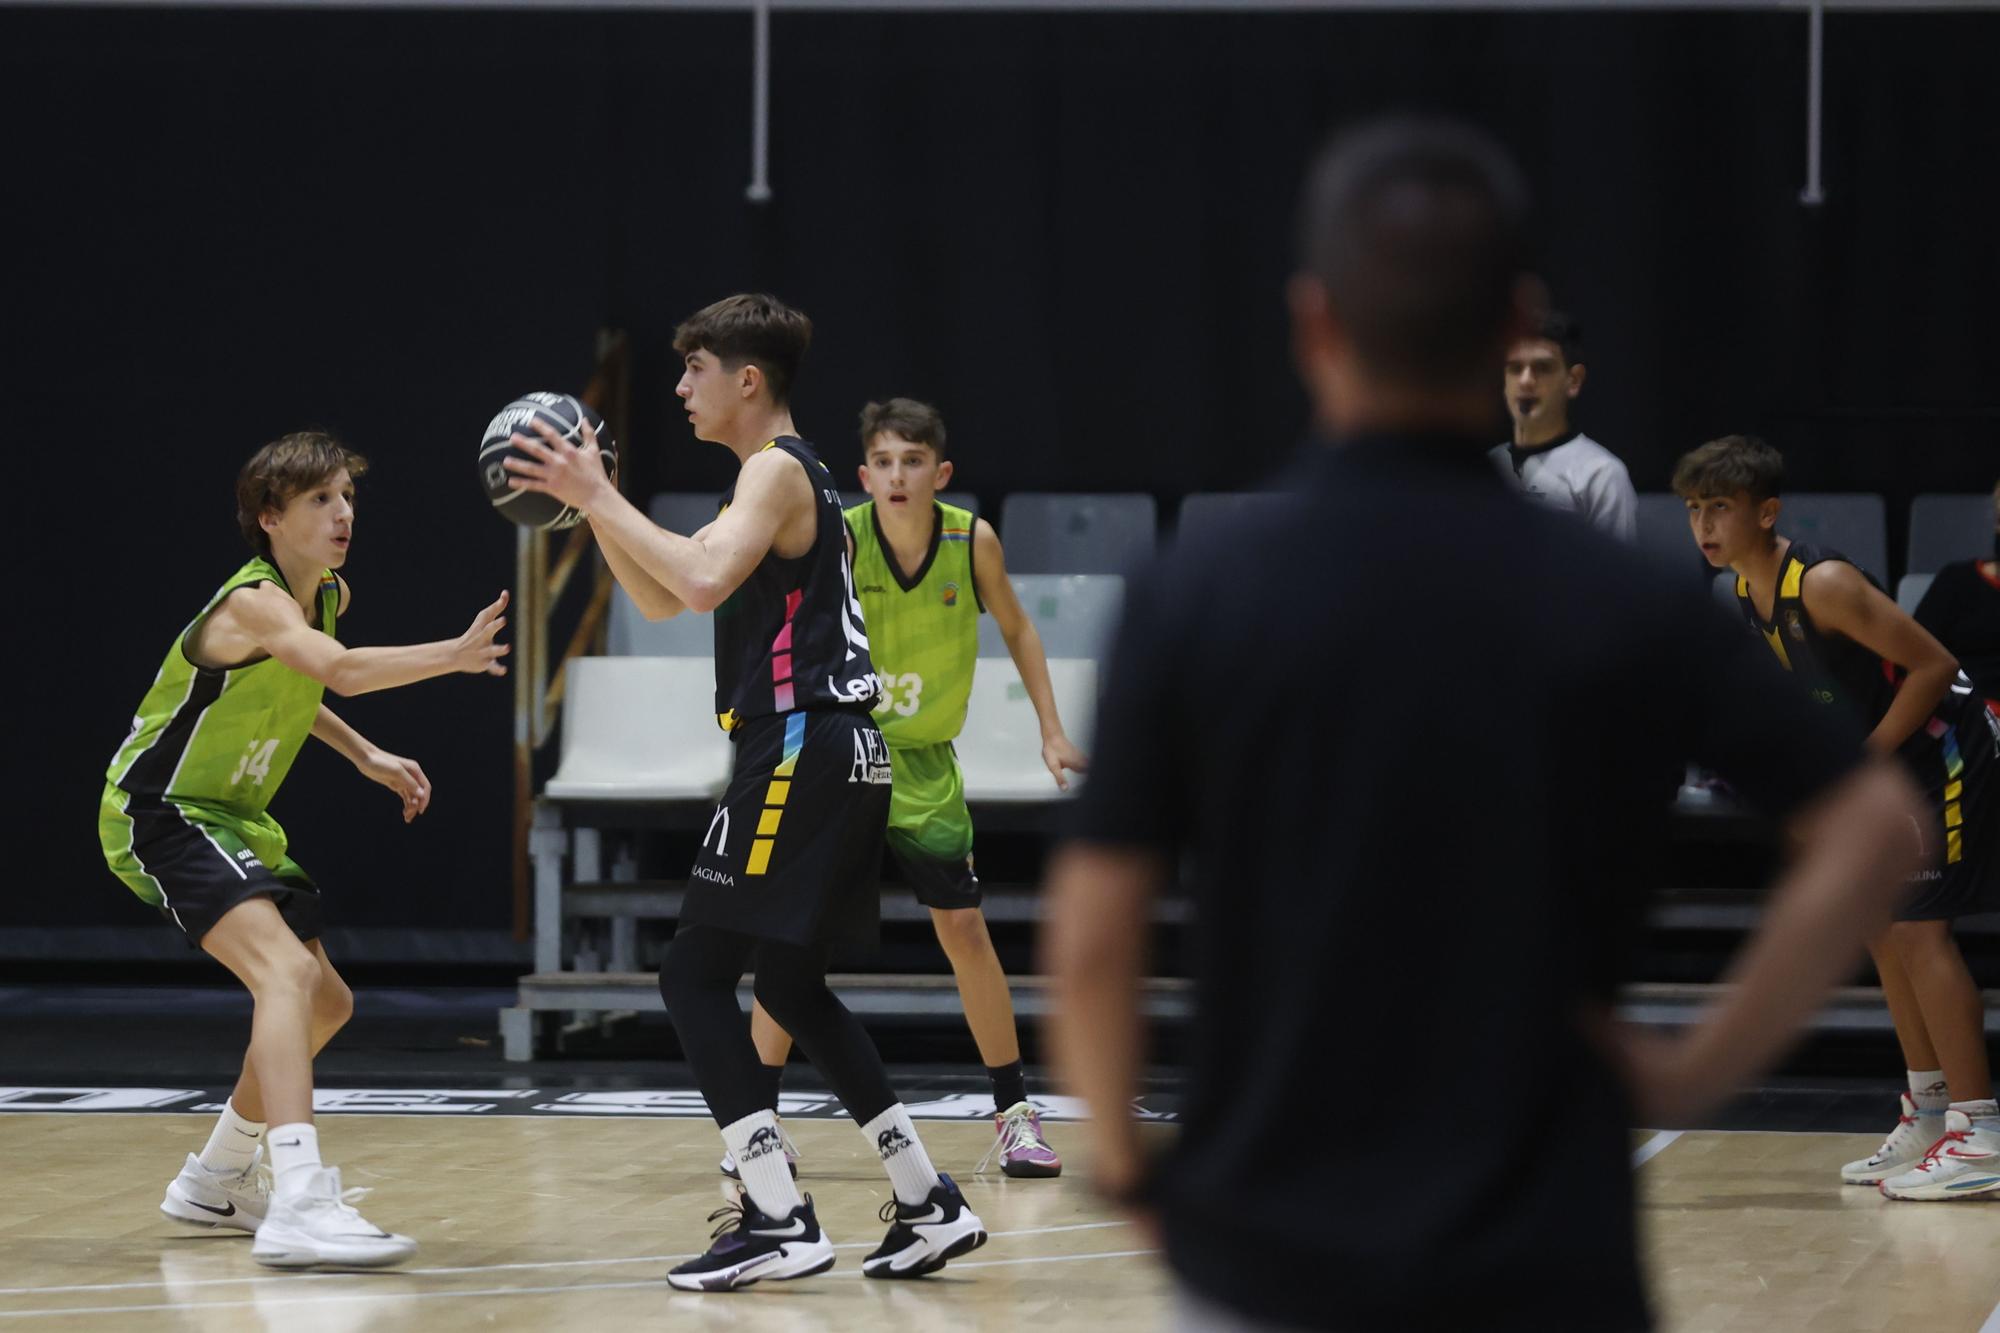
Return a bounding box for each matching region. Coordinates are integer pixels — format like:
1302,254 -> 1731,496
1678,435 -> 2000,1200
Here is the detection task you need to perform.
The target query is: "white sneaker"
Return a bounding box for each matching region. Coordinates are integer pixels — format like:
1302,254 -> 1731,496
720,1119 -> 801,1180
1880,1112 -> 2000,1201
1841,1093 -> 1943,1184
161,1151 -> 272,1233
251,1167 -> 417,1269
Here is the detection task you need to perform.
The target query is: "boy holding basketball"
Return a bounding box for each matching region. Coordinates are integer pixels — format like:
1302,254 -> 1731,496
100,432 -> 509,1267
506,294 -> 986,1290
1677,435 -> 2000,1199
740,397 -> 1084,1178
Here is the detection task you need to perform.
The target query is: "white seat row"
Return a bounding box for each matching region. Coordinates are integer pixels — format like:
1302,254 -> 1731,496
545,654 -> 1098,806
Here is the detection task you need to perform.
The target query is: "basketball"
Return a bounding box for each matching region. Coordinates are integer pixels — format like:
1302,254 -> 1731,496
478,391 -> 617,530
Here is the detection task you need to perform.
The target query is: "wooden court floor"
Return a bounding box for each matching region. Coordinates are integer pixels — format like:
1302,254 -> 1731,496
5,1116 -> 2000,1329
0,1114 -> 1169,1331
1641,1128 -> 2000,1332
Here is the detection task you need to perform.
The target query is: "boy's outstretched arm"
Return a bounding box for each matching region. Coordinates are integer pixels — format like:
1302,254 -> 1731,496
311,705 -> 432,823
217,584 -> 509,697
972,519 -> 1088,789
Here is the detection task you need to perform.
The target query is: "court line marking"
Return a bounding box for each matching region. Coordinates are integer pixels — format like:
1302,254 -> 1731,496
0,1108 -> 1171,1127
1631,1130 -> 1684,1168
1982,1289 -> 2000,1333
0,1246 -> 1157,1318
0,1220 -> 1130,1297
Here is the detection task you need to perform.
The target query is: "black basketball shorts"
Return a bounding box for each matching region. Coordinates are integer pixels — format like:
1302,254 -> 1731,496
1898,699 -> 2000,922
100,787 -> 323,947
681,710 -> 892,947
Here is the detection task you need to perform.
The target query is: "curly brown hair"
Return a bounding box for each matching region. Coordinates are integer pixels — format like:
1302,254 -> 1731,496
1671,435 -> 1784,503
236,431 -> 369,558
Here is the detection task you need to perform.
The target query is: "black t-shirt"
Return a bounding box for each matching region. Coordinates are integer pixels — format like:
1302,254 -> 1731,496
1915,558 -> 2000,702
712,437 -> 882,731
1068,433 -> 1866,1332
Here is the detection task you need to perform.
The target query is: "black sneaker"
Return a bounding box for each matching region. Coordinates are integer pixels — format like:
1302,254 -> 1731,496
666,1193 -> 835,1292
861,1173 -> 988,1279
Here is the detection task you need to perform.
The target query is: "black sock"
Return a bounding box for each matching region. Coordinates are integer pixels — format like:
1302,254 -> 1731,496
760,1059 -> 786,1113
987,1060 -> 1027,1114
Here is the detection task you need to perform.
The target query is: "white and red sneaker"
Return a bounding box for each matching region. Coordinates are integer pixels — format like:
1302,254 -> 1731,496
1879,1111 -> 2000,1201
1840,1093 -> 1941,1184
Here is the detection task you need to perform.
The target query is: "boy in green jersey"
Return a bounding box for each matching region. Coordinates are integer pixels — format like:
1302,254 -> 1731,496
99,432 -> 508,1268
745,397 -> 1087,1177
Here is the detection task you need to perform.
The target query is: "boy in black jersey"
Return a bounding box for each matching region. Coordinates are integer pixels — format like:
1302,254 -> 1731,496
505,293 -> 985,1288
1677,435 -> 2000,1199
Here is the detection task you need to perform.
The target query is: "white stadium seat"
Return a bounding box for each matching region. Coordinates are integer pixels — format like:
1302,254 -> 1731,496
543,657 -> 730,802
957,658 -> 1097,803
977,573 -> 1124,661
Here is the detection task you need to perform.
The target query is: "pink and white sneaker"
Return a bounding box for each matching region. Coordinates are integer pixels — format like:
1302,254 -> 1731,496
975,1101 -> 1062,1179
1879,1111 -> 2000,1201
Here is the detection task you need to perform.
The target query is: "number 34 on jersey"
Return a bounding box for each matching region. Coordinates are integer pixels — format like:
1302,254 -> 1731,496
229,739 -> 281,787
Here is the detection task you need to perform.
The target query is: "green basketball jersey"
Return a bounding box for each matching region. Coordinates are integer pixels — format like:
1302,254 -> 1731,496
105,558 -> 339,827
846,500 -> 981,747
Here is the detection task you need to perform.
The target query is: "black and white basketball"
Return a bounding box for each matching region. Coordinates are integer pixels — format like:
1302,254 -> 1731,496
478,391 -> 617,530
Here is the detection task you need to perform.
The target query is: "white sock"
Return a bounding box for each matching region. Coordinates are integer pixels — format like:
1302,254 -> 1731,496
267,1123 -> 322,1198
1909,1070 -> 1950,1115
722,1110 -> 803,1219
197,1098 -> 265,1175
1949,1099 -> 2000,1130
861,1104 -> 940,1207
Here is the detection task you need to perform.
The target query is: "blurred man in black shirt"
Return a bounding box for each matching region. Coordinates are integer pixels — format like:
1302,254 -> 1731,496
1044,118 -> 1926,1332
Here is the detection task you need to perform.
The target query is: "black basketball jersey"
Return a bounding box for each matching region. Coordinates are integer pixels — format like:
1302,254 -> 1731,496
1735,542 -> 1899,728
712,437 -> 881,732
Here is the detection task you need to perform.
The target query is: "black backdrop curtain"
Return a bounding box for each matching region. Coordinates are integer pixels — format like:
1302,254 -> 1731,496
6,6 -> 1994,932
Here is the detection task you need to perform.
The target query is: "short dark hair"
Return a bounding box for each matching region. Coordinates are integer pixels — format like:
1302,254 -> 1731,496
672,293 -> 813,405
858,398 -> 948,461
1297,117 -> 1531,390
1526,310 -> 1585,368
1672,435 -> 1784,503
236,431 -> 368,558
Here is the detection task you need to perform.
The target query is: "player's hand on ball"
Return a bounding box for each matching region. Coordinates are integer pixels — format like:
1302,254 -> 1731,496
358,748 -> 432,823
504,416 -> 615,511
455,590 -> 511,676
